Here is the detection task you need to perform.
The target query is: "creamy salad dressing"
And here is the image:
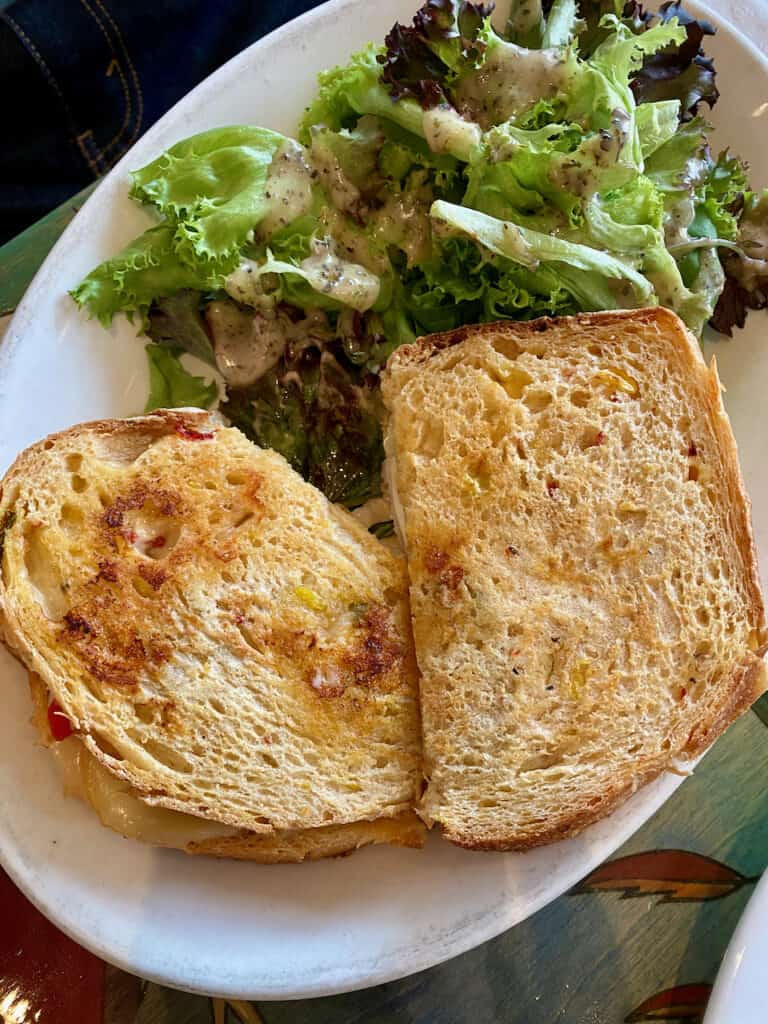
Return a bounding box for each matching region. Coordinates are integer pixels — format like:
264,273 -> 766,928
318,206 -> 391,275
370,189 -> 433,266
732,214 -> 768,290
225,259 -> 273,308
551,109 -> 631,195
680,154 -> 711,189
608,277 -> 646,308
259,139 -> 314,238
696,246 -> 725,302
664,196 -> 696,248
422,106 -> 482,157
506,0 -> 543,39
455,43 -> 570,128
299,236 -> 380,311
646,268 -> 690,310
309,136 -> 361,213
205,301 -> 288,387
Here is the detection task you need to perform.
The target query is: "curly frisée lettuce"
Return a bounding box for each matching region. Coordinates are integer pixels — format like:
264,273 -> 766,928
73,0 -> 767,508
71,224 -> 224,326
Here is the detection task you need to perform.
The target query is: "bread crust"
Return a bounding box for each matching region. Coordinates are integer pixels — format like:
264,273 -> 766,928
447,649 -> 767,853
384,308 -> 767,852
386,309 -> 689,373
187,813 -> 426,862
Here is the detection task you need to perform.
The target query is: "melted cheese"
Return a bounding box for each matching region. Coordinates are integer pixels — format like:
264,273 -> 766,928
50,737 -> 239,849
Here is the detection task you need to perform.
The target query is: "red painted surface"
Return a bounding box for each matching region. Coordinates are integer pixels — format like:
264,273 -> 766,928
0,867 -> 104,1023
577,850 -> 749,886
626,982 -> 712,1021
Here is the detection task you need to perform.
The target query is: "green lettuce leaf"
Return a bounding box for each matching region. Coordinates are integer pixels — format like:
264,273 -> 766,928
565,20 -> 687,175
568,0 -> 651,58
144,344 -> 218,412
644,116 -> 710,192
584,199 -> 654,252
243,246 -> 381,313
298,44 -> 426,144
591,17 -> 687,86
642,243 -> 710,333
146,290 -> 216,365
584,175 -> 665,260
402,235 -> 487,332
635,99 -> 681,158
698,149 -> 749,241
601,174 -> 665,230
71,225 -> 223,325
431,199 -> 654,302
402,234 -> 578,332
464,124 -> 586,233
302,43 -> 482,162
542,0 -> 582,48
308,121 -> 383,190
672,151 -> 748,289
130,126 -> 287,269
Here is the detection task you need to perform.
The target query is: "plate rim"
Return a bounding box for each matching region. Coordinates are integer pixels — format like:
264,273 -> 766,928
704,869 -> 768,1024
1,0 -> 767,1001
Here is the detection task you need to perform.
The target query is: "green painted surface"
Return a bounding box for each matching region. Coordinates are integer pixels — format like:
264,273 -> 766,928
0,183 -> 96,316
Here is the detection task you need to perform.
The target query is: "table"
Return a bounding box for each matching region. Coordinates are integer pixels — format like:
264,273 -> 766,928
2,3 -> 767,1020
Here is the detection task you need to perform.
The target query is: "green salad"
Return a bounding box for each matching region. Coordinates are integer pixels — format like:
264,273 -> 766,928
73,0 -> 768,509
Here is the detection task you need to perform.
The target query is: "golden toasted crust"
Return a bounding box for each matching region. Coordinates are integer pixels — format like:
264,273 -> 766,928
187,813 -> 426,862
387,310 -> 681,371
383,309 -> 767,851
1,411 -> 422,841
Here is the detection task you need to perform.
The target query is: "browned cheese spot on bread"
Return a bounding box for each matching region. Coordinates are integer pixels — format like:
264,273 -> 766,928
382,309 -> 767,851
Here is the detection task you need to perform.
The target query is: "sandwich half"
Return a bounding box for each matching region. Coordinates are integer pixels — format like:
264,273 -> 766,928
0,410 -> 424,861
382,308 -> 767,851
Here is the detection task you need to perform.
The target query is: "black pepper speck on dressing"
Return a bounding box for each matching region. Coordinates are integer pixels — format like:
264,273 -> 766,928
258,140 -> 314,237
454,43 -> 570,129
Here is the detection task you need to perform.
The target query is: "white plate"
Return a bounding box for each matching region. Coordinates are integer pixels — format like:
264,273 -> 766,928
705,872 -> 768,1024
0,0 -> 767,1002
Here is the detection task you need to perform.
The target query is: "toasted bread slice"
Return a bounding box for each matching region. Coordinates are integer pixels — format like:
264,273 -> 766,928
0,411 -> 423,854
27,671 -> 424,862
382,308 -> 767,851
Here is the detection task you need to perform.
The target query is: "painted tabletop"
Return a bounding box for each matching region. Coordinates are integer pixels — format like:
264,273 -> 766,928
2,2 -> 768,1021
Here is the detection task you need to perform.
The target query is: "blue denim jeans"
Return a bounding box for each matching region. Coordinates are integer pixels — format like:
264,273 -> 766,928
0,0 -> 322,242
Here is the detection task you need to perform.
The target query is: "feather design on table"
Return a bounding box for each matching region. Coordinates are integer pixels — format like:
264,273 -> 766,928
573,850 -> 759,903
